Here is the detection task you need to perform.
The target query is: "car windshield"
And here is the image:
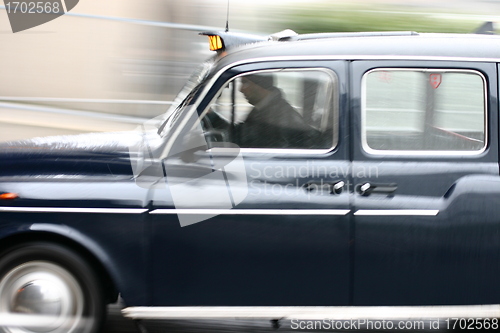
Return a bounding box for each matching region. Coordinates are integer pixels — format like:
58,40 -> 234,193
157,58 -> 215,135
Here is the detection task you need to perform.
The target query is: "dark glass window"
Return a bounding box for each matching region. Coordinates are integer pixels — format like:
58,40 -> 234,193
363,69 -> 486,153
202,69 -> 338,150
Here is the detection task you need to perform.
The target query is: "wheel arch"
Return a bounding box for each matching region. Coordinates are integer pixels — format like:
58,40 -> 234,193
0,224 -> 119,304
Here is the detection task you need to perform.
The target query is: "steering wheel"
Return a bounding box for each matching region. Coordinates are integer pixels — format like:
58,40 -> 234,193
201,111 -> 228,147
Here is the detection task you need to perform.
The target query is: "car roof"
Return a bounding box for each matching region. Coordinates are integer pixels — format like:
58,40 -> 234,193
213,33 -> 500,71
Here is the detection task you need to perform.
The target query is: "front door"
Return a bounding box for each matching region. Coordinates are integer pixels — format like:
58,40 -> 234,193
150,60 -> 352,306
351,60 -> 500,305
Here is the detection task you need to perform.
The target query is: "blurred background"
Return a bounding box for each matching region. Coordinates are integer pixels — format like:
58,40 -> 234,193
1,0 -> 500,142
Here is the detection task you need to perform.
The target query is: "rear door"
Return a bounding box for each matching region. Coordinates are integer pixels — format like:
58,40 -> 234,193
351,60 -> 500,305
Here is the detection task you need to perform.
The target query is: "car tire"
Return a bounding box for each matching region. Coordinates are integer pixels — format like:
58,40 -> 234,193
0,242 -> 106,333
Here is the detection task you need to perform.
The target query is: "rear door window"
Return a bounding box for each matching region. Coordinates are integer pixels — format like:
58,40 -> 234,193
362,69 -> 486,153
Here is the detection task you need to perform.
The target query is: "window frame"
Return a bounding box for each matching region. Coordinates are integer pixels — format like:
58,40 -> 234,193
198,67 -> 340,155
361,67 -> 488,156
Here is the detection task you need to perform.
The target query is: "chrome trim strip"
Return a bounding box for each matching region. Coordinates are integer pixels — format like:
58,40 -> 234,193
210,147 -> 334,155
354,209 -> 439,216
361,68 -> 488,156
0,207 -> 148,214
150,209 -> 350,215
122,305 -> 500,320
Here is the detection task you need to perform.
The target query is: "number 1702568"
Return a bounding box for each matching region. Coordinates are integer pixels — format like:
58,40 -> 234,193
446,318 -> 499,330
5,2 -> 62,14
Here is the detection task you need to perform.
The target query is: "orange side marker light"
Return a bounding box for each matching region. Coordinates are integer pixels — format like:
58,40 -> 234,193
0,193 -> 19,200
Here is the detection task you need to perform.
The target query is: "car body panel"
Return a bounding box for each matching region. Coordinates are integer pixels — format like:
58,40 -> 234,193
2,33 -> 500,310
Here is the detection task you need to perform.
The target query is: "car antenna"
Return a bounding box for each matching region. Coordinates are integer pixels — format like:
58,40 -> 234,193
225,0 -> 230,32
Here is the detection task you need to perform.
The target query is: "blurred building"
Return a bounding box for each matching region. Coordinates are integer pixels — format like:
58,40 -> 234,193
0,0 -> 498,141
0,0 -> 270,140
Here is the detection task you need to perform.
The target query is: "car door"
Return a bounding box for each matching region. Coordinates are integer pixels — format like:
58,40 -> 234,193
351,60 -> 500,305
150,60 -> 352,306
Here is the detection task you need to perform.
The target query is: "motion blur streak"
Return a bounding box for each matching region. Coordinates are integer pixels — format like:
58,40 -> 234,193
0,313 -> 90,330
0,0 -> 497,143
0,0 -> 270,143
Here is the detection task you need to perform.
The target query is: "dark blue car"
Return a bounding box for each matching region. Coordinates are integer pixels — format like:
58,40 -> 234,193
1,29 -> 500,332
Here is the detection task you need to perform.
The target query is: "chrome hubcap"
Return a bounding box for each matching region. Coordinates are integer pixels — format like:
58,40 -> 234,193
12,280 -> 63,317
0,261 -> 84,333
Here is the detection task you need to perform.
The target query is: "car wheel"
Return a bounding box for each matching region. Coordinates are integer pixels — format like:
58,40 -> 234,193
0,242 -> 105,333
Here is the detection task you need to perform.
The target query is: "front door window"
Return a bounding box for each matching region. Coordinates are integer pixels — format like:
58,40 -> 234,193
202,69 -> 337,150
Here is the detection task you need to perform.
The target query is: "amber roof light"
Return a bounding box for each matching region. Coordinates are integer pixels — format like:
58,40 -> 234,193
207,35 -> 223,51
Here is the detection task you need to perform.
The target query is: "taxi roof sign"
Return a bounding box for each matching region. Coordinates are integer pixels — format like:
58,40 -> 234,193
208,35 -> 223,51
200,31 -> 267,52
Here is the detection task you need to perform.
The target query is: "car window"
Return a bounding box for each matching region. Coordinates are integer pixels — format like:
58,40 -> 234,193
201,69 -> 338,150
362,69 -> 486,153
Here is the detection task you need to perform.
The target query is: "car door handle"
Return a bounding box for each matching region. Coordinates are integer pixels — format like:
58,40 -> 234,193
303,180 -> 345,194
357,182 -> 397,196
